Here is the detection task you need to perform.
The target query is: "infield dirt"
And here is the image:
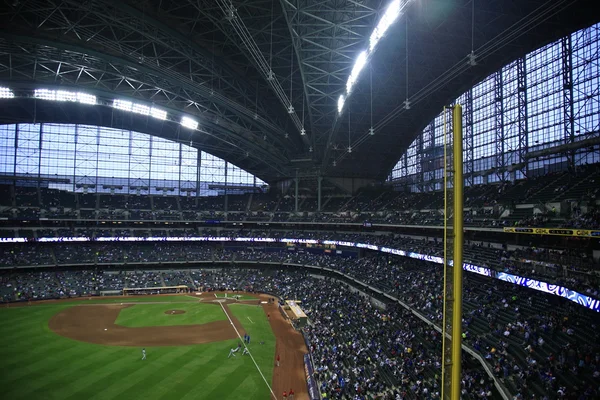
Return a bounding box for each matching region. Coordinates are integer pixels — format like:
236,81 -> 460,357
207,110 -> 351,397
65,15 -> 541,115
48,302 -> 245,346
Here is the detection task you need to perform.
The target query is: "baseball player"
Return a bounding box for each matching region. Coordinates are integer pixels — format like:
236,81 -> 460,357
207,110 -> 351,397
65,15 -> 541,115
289,389 -> 294,400
228,347 -> 240,358
276,354 -> 280,367
141,348 -> 146,360
242,347 -> 250,356
283,390 -> 287,400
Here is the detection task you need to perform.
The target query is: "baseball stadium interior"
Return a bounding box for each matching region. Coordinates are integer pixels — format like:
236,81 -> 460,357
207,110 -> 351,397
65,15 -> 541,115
1,0 -> 600,399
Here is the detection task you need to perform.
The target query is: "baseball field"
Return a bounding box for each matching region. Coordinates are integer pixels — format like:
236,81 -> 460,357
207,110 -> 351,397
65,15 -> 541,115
0,292 -> 308,400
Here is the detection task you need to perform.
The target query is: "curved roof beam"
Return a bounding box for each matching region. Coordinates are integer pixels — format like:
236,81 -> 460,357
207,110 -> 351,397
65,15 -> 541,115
0,32 -> 291,163
0,38 -> 290,175
0,0 -> 294,150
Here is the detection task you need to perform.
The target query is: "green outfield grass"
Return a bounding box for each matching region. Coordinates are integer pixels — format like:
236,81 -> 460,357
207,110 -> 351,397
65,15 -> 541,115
0,299 -> 275,400
115,303 -> 226,327
228,303 -> 276,382
214,293 -> 258,301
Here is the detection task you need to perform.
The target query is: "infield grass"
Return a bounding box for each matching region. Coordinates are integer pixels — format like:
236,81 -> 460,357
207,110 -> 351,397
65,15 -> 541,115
115,303 -> 226,327
0,299 -> 275,400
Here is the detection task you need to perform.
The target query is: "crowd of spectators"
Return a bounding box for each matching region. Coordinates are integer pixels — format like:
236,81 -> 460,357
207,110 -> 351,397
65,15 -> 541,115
1,227 -> 598,297
1,245 -> 598,399
2,164 -> 600,229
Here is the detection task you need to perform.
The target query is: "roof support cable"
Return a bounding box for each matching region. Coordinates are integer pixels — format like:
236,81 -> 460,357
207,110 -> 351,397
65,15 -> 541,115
216,0 -> 305,137
268,0 -> 275,79
468,0 -> 477,66
404,17 -> 410,110
369,64 -> 374,136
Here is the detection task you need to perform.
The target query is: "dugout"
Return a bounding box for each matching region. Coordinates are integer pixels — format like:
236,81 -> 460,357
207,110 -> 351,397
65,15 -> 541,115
280,300 -> 308,328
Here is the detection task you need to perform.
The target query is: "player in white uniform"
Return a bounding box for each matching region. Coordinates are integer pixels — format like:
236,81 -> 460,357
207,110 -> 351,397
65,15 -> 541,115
142,348 -> 146,360
228,347 -> 240,358
242,347 -> 250,356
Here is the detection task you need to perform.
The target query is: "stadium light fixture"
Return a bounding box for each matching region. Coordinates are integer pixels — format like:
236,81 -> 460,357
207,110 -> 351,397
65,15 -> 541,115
55,90 -> 77,102
131,103 -> 150,115
113,99 -> 133,111
0,87 -> 15,98
337,95 -> 345,114
34,89 -> 97,105
338,0 -> 408,115
346,51 -> 368,94
181,116 -> 198,130
113,99 -> 167,120
150,107 -> 167,120
369,0 -> 402,52
76,92 -> 97,105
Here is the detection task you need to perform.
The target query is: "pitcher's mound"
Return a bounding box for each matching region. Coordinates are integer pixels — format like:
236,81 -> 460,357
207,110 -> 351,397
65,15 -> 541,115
165,310 -> 186,315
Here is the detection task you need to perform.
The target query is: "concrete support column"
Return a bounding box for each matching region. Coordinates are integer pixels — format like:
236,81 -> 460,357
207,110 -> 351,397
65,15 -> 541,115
317,176 -> 323,211
294,178 -> 299,212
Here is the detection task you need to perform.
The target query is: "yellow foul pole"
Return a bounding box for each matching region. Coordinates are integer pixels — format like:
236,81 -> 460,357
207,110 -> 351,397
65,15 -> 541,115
451,104 -> 464,400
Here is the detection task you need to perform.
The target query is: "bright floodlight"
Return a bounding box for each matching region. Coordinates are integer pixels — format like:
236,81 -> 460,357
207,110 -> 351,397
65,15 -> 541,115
346,51 -> 368,94
131,103 -> 150,115
150,107 -> 167,120
35,89 -> 96,104
369,0 -> 402,52
113,99 -> 166,119
181,116 -> 198,130
77,92 -> 97,105
0,87 -> 14,98
56,90 -> 77,102
113,99 -> 133,111
34,89 -> 56,100
337,95 -> 345,114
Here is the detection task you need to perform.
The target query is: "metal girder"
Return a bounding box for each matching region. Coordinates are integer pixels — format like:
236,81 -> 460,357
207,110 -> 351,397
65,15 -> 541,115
463,89 -> 475,186
494,70 -> 505,181
0,0 -> 295,150
279,0 -> 381,151
562,35 -> 575,170
517,57 -> 529,177
142,0 -> 307,141
0,35 -> 289,165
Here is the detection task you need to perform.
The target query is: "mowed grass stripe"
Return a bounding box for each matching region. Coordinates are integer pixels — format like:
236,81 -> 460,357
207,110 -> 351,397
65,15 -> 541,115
105,347 -> 224,400
2,345 -> 125,400
201,364 -> 262,400
0,337 -> 80,376
152,348 -> 235,400
229,373 -> 270,400
9,346 -> 124,397
158,347 -> 240,400
40,347 -> 143,400
1,329 -> 51,351
59,347 -> 179,400
134,341 -> 244,400
0,308 -> 63,330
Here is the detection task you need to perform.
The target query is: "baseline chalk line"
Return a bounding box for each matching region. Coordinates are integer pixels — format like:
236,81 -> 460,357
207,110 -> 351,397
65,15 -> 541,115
247,317 -> 255,324
218,302 -> 276,400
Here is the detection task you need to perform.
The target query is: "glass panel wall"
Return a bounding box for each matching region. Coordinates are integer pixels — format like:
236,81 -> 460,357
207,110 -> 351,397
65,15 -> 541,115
0,123 -> 266,195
